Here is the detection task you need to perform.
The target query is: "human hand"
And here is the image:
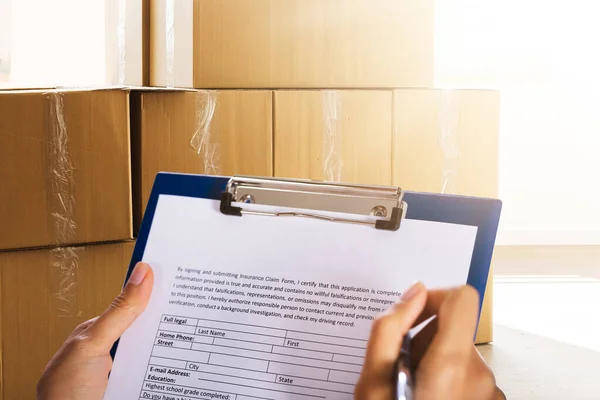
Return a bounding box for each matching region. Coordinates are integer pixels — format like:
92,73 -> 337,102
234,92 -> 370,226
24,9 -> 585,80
355,282 -> 505,400
37,262 -> 154,400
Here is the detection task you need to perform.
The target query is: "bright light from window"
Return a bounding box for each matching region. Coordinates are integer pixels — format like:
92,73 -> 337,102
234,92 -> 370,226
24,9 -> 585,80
435,0 -> 600,244
1,0 -> 106,88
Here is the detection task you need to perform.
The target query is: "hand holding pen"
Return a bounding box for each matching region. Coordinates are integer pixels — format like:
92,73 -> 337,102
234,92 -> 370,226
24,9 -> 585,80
355,282 -> 506,400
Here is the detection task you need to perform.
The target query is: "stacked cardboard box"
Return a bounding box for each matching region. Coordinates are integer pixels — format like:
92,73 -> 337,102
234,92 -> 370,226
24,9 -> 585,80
150,0 -> 434,88
143,1 -> 500,344
0,242 -> 135,399
0,88 -> 137,399
0,88 -> 134,250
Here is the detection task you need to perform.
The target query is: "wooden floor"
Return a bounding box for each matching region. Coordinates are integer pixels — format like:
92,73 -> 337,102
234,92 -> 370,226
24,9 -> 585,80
479,246 -> 600,399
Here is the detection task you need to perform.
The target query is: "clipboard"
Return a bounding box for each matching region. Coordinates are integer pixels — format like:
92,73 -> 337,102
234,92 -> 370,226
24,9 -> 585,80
129,173 -> 500,306
107,172 -> 501,400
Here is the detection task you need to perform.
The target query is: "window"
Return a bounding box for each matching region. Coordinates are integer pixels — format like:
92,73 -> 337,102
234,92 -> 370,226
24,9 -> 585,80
0,0 -> 143,88
436,0 -> 600,244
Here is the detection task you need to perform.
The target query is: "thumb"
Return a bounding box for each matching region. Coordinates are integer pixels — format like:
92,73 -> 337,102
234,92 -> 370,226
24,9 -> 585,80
361,282 -> 427,380
86,262 -> 154,352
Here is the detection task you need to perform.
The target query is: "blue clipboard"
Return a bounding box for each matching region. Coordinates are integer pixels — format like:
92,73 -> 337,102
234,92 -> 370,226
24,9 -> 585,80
112,172 -> 501,358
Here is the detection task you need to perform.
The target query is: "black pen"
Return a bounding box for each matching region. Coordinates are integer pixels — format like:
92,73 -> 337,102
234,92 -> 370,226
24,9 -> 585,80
394,333 -> 414,400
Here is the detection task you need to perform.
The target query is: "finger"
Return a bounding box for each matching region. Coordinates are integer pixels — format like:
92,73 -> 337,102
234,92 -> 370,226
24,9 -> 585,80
407,287 -> 483,372
71,317 -> 99,337
356,282 -> 427,399
414,286 -> 480,399
410,316 -> 438,367
429,285 -> 480,354
85,262 -> 154,352
412,288 -> 453,327
360,282 -> 427,380
409,288 -> 463,365
465,348 -> 498,400
406,288 -> 451,368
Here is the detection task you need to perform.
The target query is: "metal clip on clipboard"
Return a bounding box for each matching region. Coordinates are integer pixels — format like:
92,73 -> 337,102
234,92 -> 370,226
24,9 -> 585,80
220,176 -> 407,231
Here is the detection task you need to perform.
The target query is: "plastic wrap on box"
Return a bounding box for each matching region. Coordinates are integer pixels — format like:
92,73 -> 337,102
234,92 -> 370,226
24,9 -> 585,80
165,0 -> 175,87
105,0 -> 144,85
438,90 -> 460,194
322,90 -> 343,183
46,92 -> 80,317
190,90 -> 220,175
152,0 -> 193,87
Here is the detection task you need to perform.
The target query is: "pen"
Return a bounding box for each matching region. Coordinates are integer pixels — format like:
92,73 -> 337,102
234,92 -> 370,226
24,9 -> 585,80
394,333 -> 414,400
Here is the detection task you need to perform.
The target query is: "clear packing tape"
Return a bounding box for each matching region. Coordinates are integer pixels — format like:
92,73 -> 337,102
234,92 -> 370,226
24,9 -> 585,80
46,92 -> 81,317
190,90 -> 221,175
108,0 -> 144,85
165,0 -> 176,88
163,0 -> 194,88
322,90 -> 343,182
116,0 -> 127,85
439,90 -> 460,195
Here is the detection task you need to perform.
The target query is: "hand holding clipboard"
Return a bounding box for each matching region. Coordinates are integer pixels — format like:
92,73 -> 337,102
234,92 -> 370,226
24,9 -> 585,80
103,173 -> 502,400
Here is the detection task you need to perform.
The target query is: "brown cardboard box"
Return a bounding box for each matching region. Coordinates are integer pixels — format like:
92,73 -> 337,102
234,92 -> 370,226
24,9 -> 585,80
0,241 -> 135,400
150,0 -> 434,88
393,89 -> 500,198
274,90 -> 393,185
131,89 -> 273,230
0,88 -> 134,251
393,89 -> 500,343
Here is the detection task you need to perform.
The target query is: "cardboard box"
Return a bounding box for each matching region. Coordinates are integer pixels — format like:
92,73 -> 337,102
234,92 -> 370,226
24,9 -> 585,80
274,90 -> 393,185
0,88 -> 134,250
0,241 -> 135,400
150,0 -> 434,88
393,89 -> 500,343
393,89 -> 500,198
131,89 -> 273,230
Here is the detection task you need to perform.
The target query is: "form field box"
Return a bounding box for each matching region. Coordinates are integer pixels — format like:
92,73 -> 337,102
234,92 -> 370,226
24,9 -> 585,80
268,362 -> 329,380
286,331 -> 366,348
328,370 -> 360,385
214,337 -> 273,353
197,319 -> 286,337
151,346 -> 209,364
209,352 -> 269,372
159,322 -> 196,334
273,346 -> 332,361
149,356 -> 187,369
332,354 -> 364,365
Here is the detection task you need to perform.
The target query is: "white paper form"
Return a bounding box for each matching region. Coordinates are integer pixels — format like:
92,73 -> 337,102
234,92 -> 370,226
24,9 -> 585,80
105,195 -> 478,400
